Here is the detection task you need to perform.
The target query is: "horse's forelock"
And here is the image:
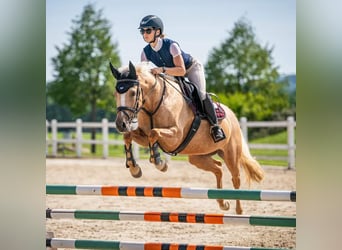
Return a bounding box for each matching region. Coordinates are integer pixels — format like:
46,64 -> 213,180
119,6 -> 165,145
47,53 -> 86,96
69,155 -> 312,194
118,62 -> 155,83
118,66 -> 129,76
117,65 -> 137,80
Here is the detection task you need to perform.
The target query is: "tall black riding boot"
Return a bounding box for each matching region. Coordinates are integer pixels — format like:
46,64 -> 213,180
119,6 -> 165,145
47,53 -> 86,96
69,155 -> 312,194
202,95 -> 226,143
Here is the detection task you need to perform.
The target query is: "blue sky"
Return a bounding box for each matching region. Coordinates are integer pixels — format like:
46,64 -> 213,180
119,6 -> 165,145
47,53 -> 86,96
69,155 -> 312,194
46,0 -> 296,82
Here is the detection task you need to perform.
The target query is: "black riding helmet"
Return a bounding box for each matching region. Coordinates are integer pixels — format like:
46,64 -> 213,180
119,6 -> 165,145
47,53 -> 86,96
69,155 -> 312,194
138,15 -> 164,34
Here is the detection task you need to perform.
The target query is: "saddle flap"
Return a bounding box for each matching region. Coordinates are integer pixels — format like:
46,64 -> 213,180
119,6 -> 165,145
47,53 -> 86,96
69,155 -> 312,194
175,76 -> 202,113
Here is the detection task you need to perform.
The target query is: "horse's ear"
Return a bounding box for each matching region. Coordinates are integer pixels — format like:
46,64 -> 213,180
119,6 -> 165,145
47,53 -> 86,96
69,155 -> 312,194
128,61 -> 137,79
109,62 -> 121,79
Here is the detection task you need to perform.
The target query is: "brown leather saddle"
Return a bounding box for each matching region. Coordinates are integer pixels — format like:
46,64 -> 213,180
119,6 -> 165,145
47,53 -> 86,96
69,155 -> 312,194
158,76 -> 226,156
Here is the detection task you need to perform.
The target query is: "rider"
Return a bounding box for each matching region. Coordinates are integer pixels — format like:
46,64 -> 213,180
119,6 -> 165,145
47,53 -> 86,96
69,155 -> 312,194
138,15 -> 226,143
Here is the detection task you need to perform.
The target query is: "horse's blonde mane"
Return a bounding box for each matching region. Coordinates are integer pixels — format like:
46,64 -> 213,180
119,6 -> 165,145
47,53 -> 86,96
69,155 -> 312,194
118,61 -> 156,81
137,61 -> 156,71
135,61 -> 155,73
135,61 -> 156,82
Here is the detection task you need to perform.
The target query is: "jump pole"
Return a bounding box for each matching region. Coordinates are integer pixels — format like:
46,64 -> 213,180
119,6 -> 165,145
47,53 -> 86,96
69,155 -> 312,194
46,238 -> 292,250
46,185 -> 296,202
46,208 -> 295,227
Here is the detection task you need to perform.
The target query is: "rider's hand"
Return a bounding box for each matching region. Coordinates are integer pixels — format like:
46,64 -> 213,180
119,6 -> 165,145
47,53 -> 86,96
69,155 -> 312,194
151,67 -> 164,75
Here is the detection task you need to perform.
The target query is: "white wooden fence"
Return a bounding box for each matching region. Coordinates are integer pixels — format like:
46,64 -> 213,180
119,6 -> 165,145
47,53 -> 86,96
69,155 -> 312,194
46,116 -> 296,169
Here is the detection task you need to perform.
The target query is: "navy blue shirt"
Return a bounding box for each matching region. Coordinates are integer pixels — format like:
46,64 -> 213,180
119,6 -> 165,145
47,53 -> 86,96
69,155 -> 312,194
143,38 -> 193,69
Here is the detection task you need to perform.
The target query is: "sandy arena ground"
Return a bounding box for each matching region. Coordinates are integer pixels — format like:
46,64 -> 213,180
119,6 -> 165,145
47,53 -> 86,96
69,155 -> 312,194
46,158 -> 296,249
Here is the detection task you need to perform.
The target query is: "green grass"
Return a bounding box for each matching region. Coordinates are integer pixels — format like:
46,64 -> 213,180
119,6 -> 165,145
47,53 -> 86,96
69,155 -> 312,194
250,131 -> 287,144
46,131 -> 293,167
249,131 -> 290,166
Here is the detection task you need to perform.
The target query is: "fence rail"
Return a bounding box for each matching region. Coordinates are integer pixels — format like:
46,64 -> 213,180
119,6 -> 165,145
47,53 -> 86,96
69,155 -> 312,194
46,116 -> 296,169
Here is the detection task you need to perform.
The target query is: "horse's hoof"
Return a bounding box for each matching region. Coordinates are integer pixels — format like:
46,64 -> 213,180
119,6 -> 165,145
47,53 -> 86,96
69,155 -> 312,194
219,201 -> 230,211
236,207 -> 243,214
129,165 -> 142,178
156,160 -> 168,172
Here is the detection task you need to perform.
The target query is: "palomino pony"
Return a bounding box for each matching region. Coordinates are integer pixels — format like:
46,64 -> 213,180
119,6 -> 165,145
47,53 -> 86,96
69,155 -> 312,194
110,61 -> 264,214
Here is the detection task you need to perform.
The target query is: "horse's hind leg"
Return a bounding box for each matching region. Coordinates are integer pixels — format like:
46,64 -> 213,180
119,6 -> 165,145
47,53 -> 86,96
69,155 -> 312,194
188,155 -> 230,211
219,144 -> 243,214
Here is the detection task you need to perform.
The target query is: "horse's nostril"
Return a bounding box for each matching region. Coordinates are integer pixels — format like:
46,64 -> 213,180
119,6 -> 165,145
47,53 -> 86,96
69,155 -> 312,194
115,120 -> 128,132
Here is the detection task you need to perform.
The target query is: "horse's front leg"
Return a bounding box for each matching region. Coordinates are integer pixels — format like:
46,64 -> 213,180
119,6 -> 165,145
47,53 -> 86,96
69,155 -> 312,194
148,141 -> 168,172
147,127 -> 179,172
123,132 -> 142,178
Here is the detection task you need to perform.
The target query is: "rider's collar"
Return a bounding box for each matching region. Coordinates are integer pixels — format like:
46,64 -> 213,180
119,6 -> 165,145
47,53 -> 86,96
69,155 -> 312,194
151,37 -> 163,51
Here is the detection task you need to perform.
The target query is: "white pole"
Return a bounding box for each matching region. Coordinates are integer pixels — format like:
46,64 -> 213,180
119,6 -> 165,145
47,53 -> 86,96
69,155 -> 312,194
51,119 -> 57,157
46,120 -> 49,156
287,116 -> 295,169
102,118 -> 109,158
132,141 -> 139,160
76,119 -> 82,157
240,117 -> 248,142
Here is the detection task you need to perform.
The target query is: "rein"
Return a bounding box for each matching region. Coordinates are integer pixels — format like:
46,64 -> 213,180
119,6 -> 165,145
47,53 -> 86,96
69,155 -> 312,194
140,74 -> 191,129
160,74 -> 192,103
140,76 -> 166,129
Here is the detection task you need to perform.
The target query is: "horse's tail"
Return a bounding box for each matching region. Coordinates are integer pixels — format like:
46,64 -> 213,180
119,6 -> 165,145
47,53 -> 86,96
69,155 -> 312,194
240,131 -> 264,185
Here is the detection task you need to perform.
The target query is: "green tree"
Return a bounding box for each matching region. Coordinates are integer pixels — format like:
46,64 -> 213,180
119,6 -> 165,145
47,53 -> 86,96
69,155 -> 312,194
46,4 -> 121,153
205,17 -> 290,121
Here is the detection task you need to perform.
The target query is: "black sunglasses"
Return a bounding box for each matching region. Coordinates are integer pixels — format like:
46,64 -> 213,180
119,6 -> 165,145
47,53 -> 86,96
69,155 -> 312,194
140,28 -> 154,35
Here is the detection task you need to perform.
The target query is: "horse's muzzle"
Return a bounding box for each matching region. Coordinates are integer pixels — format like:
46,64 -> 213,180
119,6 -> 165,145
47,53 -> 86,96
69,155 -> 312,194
115,117 -> 138,132
115,120 -> 127,132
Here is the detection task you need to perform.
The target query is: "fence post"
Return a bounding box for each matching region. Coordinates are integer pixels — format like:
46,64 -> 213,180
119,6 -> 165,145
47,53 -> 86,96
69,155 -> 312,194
46,120 -> 49,156
51,119 -> 57,157
287,116 -> 295,169
76,119 -> 82,158
102,118 -> 109,158
240,117 -> 248,142
132,141 -> 139,160
164,153 -> 171,164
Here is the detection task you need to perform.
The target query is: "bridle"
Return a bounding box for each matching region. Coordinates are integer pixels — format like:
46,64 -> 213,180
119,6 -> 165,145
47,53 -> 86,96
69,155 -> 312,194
115,79 -> 141,125
116,75 -> 166,129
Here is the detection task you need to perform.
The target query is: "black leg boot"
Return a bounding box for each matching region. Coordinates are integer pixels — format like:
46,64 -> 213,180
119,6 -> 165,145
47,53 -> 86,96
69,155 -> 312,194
202,95 -> 226,143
